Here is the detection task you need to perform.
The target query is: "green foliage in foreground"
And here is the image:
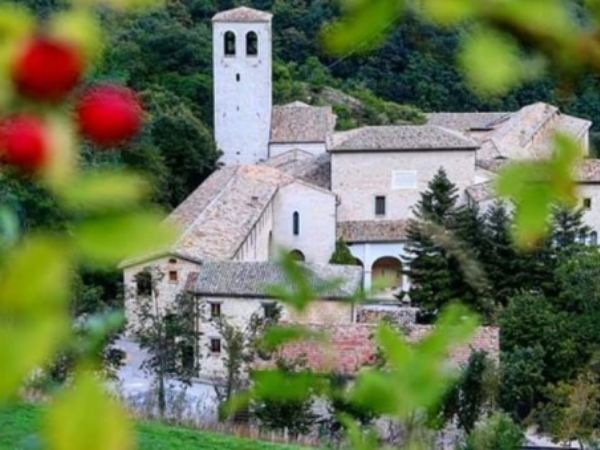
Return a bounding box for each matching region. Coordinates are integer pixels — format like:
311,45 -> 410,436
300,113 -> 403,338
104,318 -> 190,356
0,404 -> 304,450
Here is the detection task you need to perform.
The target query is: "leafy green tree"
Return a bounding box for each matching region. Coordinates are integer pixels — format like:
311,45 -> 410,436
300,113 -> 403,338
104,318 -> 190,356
537,370 -> 600,449
329,239 -> 358,265
463,412 -> 524,450
132,269 -> 198,417
433,351 -> 497,434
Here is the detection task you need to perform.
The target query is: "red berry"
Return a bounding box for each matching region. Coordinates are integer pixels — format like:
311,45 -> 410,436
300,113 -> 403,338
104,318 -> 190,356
76,85 -> 143,147
12,37 -> 83,101
0,116 -> 50,173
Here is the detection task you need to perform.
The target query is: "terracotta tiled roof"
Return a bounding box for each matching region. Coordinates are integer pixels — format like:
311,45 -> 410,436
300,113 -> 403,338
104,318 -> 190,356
331,125 -> 479,152
337,220 -> 409,243
477,158 -> 600,183
264,150 -> 331,189
476,103 -> 591,160
168,165 -> 290,262
270,103 -> 335,144
577,159 -> 600,183
187,261 -> 363,299
212,6 -> 272,22
466,181 -> 494,203
427,112 -> 510,131
271,324 -> 499,375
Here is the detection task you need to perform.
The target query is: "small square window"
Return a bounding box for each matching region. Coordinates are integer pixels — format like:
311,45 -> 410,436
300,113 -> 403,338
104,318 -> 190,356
210,302 -> 221,319
262,302 -> 277,319
375,196 -> 386,216
168,271 -> 178,283
210,338 -> 221,354
584,198 -> 592,209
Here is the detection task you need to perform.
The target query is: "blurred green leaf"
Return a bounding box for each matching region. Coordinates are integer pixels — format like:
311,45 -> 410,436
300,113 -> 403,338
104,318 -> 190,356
264,251 -> 342,312
351,304 -> 477,418
459,28 -> 539,96
0,236 -> 71,316
72,210 -> 175,266
338,414 -> 379,450
58,170 -> 150,213
49,9 -> 104,66
252,369 -> 326,402
70,0 -> 164,11
43,371 -> 133,450
321,0 -> 404,55
0,236 -> 71,400
496,133 -> 582,247
0,318 -> 68,401
414,0 -> 477,25
0,4 -> 34,42
260,325 -> 325,352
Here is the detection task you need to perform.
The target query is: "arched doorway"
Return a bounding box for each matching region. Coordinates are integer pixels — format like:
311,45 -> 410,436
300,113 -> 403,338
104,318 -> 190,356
289,249 -> 305,262
371,257 -> 402,290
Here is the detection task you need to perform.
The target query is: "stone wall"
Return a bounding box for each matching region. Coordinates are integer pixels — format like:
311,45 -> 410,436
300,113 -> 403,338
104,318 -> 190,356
272,180 -> 336,263
331,150 -> 476,222
123,256 -> 202,334
213,20 -> 272,165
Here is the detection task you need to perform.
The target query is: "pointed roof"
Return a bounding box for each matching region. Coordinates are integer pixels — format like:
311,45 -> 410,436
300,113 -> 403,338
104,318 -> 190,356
212,6 -> 272,23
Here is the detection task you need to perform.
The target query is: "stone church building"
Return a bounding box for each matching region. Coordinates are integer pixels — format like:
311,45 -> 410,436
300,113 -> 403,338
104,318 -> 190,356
121,6 -> 600,381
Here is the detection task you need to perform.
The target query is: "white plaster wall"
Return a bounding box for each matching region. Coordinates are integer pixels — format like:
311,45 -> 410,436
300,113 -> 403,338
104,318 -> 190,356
213,20 -> 272,165
123,256 -> 202,335
348,241 -> 409,291
233,202 -> 274,262
272,181 -> 336,263
331,150 -> 476,222
197,296 -> 353,380
578,184 -> 600,233
269,142 -> 327,158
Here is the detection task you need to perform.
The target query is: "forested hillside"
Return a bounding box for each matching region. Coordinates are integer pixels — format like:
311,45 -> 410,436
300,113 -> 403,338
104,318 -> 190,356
10,0 -> 600,214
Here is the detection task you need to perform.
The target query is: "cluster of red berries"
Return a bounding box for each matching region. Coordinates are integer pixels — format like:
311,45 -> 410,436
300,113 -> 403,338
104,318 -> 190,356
0,36 -> 143,173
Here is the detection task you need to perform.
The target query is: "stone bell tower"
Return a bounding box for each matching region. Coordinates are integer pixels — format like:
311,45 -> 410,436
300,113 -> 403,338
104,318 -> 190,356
212,6 -> 273,166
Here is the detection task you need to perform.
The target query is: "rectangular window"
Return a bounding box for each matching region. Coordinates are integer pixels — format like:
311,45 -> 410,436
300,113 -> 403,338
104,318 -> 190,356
168,271 -> 178,283
136,272 -> 152,296
210,338 -> 221,354
392,170 -> 418,190
375,196 -> 386,216
210,302 -> 221,319
262,302 -> 278,320
584,198 -> 592,209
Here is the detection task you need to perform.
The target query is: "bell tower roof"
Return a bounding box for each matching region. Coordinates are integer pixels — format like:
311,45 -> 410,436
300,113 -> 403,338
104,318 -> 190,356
212,6 -> 272,23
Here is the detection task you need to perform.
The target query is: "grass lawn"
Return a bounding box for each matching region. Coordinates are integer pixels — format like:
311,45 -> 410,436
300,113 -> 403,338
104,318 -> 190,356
0,404 -> 306,450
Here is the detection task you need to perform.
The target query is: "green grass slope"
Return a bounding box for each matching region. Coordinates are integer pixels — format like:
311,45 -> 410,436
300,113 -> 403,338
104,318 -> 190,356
0,404 -> 306,450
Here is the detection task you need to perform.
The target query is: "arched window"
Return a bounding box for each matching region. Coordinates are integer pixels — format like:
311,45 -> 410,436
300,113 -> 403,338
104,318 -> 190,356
224,31 -> 236,56
246,31 -> 258,56
289,249 -> 305,262
591,231 -> 598,246
293,211 -> 300,236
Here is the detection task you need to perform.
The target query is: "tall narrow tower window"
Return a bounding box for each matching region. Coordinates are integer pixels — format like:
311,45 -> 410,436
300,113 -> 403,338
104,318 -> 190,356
246,31 -> 258,56
224,31 -> 236,56
293,211 -> 300,236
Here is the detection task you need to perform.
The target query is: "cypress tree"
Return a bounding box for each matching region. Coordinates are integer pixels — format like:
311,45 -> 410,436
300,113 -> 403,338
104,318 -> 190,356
551,206 -> 590,250
482,201 -> 523,307
405,168 -> 485,321
329,239 -> 358,265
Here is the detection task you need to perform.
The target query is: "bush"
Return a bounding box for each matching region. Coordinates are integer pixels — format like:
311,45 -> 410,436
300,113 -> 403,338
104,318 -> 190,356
463,412 -> 523,450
